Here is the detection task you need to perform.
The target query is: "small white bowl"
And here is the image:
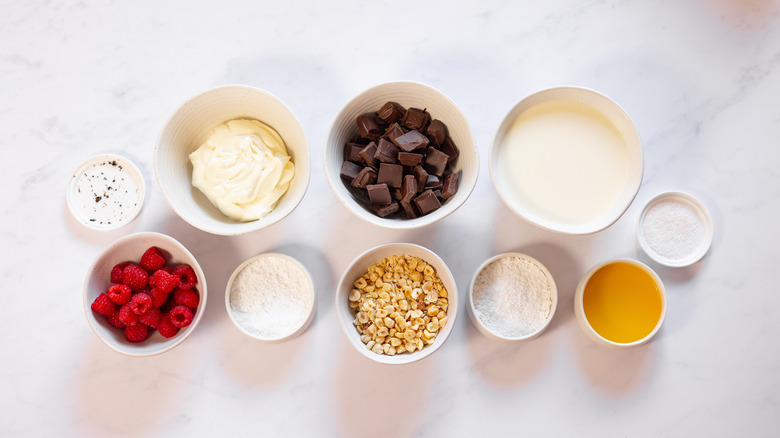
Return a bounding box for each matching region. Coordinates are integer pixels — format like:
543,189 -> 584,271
323,81 -> 478,229
225,253 -> 316,343
335,243 -> 458,364
637,191 -> 714,267
155,85 -> 309,236
468,253 -> 557,342
67,153 -> 145,231
490,86 -> 643,234
574,258 -> 666,348
83,232 -> 207,356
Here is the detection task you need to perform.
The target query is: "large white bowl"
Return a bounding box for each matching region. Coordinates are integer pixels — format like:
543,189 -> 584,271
324,81 -> 478,229
490,86 -> 643,234
83,232 -> 207,356
335,243 -> 458,365
155,85 -> 309,236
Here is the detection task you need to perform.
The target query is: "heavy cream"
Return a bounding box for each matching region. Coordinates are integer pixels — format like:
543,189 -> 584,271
189,119 -> 294,222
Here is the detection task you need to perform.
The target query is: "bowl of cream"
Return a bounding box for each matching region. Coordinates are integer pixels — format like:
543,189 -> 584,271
489,87 -> 643,234
155,85 -> 309,235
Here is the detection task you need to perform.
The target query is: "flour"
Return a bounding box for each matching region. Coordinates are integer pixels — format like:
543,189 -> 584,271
472,256 -> 553,338
641,200 -> 705,261
229,255 -> 313,339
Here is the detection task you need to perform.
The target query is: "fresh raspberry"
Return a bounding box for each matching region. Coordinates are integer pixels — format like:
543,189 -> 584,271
91,293 -> 116,316
160,294 -> 178,314
125,324 -> 149,343
106,311 -> 126,328
118,303 -> 138,326
169,305 -> 194,328
149,269 -> 180,294
174,288 -> 200,309
139,306 -> 161,328
106,283 -> 132,305
140,246 -> 166,271
129,293 -> 152,315
150,287 -> 169,308
122,264 -> 149,290
157,313 -> 179,338
173,265 -> 197,290
110,263 -> 128,284
159,266 -> 173,274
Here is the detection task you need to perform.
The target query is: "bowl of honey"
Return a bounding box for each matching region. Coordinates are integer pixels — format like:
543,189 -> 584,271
574,258 -> 666,347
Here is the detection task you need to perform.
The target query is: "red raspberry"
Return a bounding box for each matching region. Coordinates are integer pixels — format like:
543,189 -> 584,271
118,303 -> 138,326
140,246 -> 166,271
173,265 -> 197,290
174,288 -> 200,309
159,266 -> 173,274
106,311 -> 125,328
106,283 -> 132,305
157,313 -> 179,338
149,269 -> 180,294
139,306 -> 162,328
110,262 -> 128,284
160,294 -> 178,314
129,293 -> 152,315
169,305 -> 194,328
150,287 -> 169,308
125,324 -> 149,343
122,264 -> 148,290
91,293 -> 116,316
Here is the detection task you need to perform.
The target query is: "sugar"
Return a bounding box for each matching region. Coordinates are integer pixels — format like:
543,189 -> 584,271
642,200 -> 705,261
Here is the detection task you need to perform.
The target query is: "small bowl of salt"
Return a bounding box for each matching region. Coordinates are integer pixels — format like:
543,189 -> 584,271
468,253 -> 558,342
225,253 -> 316,343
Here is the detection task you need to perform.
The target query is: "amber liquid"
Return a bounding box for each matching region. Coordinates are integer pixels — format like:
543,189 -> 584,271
583,262 -> 662,343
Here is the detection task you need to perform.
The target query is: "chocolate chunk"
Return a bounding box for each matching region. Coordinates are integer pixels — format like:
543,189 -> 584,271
400,199 -> 418,219
340,161 -> 363,183
371,201 -> 399,218
401,174 -> 417,203
398,152 -> 423,166
393,130 -> 429,152
356,115 -> 381,140
377,163 -> 404,188
400,107 -> 430,131
441,172 -> 459,200
425,176 -> 442,191
440,137 -> 459,163
351,167 -> 377,188
344,142 -> 364,164
367,183 -> 392,206
413,165 -> 428,193
423,147 -> 449,177
359,142 -> 378,167
375,138 -> 399,164
377,102 -> 405,123
413,190 -> 441,215
392,187 -> 403,201
427,119 -> 446,146
381,122 -> 406,142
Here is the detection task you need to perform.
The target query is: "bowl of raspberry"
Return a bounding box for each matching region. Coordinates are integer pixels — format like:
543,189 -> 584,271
84,232 -> 207,356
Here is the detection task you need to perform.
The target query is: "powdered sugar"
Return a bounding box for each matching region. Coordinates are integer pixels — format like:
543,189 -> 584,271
472,256 -> 553,338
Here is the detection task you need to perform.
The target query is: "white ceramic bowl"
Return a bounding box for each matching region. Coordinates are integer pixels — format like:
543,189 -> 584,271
225,253 -> 316,343
155,85 -> 309,235
335,243 -> 458,364
323,81 -> 478,229
574,258 -> 666,348
490,86 -> 643,234
83,232 -> 207,356
468,253 -> 557,342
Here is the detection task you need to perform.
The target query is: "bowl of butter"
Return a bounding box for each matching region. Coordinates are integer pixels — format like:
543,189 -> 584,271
155,85 -> 309,235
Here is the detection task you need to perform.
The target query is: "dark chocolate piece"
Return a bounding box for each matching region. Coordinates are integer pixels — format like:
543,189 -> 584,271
371,201 -> 399,218
400,199 -> 418,219
351,167 -> 377,188
440,137 -> 459,163
398,152 -> 423,166
400,108 -> 430,131
377,163 -> 404,188
393,130 -> 429,152
425,176 -> 442,190
359,142 -> 378,167
381,122 -> 406,142
377,102 -> 405,123
413,165 -> 428,193
367,183 -> 392,206
375,138 -> 399,164
413,190 -> 441,215
356,115 -> 381,140
340,161 -> 363,183
441,173 -> 458,200
427,119 -> 446,146
423,147 -> 449,177
392,187 -> 403,201
401,174 -> 417,203
344,142 -> 364,163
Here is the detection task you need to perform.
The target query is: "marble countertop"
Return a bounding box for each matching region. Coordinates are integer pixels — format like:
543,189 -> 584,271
2,1 -> 779,436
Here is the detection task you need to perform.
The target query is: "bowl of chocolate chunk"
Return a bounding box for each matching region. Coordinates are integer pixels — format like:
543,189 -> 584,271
324,81 -> 478,229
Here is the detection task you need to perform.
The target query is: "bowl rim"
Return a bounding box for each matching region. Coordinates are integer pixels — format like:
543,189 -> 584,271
224,252 -> 316,343
488,85 -> 644,235
322,80 -> 478,230
83,231 -> 207,357
468,252 -> 558,342
153,84 -> 310,236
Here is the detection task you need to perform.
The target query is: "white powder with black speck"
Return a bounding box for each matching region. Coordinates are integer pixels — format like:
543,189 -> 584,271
472,256 -> 553,338
229,255 -> 313,339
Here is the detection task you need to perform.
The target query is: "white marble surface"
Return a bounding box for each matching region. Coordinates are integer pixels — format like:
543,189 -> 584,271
2,0 -> 779,436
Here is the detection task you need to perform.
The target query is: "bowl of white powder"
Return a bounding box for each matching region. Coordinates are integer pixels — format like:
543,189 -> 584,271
225,253 -> 316,342
468,253 -> 557,342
